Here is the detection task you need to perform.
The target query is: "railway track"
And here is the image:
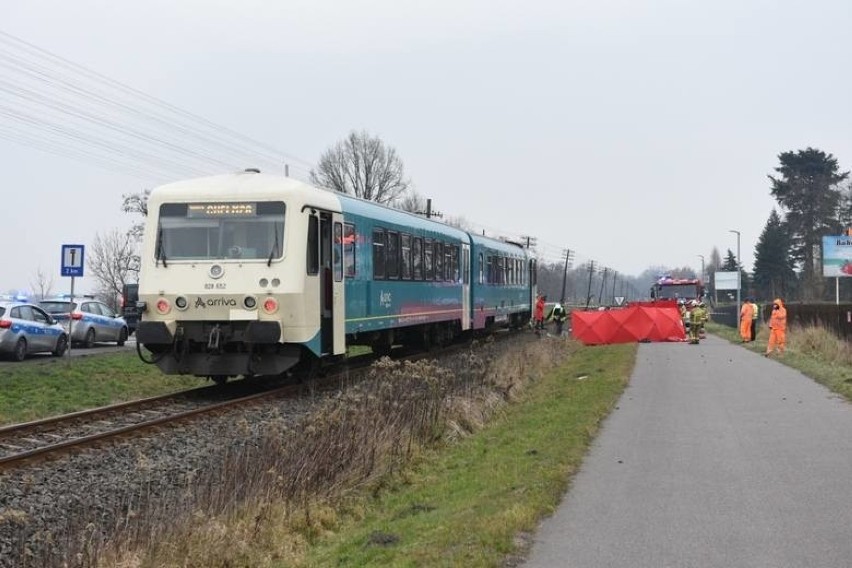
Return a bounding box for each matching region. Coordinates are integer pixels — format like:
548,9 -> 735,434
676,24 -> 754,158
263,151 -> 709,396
0,331 -> 521,472
0,380 -> 302,470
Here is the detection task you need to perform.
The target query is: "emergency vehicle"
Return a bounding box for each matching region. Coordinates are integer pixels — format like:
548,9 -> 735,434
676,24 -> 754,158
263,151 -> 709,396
650,276 -> 705,331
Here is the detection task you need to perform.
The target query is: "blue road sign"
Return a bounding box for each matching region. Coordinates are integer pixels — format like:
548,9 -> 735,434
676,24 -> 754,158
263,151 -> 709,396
61,244 -> 85,277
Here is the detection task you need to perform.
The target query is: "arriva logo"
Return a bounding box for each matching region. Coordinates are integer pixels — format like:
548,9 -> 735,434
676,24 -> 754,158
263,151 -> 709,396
379,291 -> 392,308
194,297 -> 238,309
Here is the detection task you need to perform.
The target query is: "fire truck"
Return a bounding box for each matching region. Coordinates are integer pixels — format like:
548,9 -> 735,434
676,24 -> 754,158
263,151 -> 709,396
650,276 -> 705,330
650,276 -> 704,303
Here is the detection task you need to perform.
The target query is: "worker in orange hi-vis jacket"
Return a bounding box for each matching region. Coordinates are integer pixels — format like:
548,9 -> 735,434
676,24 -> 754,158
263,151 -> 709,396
739,300 -> 754,343
765,298 -> 787,357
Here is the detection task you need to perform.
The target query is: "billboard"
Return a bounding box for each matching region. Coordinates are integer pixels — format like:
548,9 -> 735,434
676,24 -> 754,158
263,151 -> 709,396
822,236 -> 852,277
714,271 -> 740,290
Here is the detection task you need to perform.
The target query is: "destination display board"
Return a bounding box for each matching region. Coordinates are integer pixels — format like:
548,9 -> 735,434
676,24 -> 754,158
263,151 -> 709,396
187,203 -> 256,218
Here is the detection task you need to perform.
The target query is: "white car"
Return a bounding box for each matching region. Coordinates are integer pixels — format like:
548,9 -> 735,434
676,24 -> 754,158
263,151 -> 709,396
40,296 -> 129,347
0,300 -> 68,361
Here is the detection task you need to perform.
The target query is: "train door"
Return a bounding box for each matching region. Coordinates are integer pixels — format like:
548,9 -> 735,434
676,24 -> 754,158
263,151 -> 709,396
318,212 -> 342,356
461,242 -> 471,330
318,211 -> 345,356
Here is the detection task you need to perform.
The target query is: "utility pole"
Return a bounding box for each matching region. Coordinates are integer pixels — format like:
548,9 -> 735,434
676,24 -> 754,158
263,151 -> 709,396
415,198 -> 443,220
585,261 -> 596,310
610,270 -> 618,304
560,249 -> 573,304
598,267 -> 609,306
521,235 -> 537,250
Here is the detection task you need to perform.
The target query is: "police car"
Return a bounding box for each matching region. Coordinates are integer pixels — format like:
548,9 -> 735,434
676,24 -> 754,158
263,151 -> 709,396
0,299 -> 68,361
39,296 -> 129,348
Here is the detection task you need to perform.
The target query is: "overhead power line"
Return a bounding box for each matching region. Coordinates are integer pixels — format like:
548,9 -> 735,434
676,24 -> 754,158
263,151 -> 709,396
0,28 -> 315,182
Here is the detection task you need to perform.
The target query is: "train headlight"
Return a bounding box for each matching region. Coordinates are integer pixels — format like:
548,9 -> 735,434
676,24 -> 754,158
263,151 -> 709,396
175,296 -> 188,310
262,297 -> 278,314
156,298 -> 171,314
244,296 -> 257,310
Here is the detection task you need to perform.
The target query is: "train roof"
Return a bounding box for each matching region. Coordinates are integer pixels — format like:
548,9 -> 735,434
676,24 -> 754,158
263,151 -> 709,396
147,171 -> 341,212
469,232 -> 528,256
336,192 -> 469,240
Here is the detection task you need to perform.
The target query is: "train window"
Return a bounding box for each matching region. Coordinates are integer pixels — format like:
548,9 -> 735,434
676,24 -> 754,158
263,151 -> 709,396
486,256 -> 493,284
413,237 -> 423,280
387,231 -> 400,279
401,234 -> 412,280
444,246 -> 453,281
343,223 -> 356,277
478,253 -> 484,284
451,246 -> 460,282
424,239 -> 434,280
434,241 -> 444,281
373,228 -> 386,279
307,215 -> 319,275
333,222 -> 343,282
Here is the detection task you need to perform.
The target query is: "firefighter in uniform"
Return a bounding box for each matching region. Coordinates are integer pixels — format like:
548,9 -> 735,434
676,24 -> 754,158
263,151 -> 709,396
688,300 -> 702,344
697,301 -> 709,338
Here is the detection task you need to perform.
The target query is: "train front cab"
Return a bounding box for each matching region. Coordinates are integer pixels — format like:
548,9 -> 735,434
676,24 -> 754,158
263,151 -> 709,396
135,173 -> 346,379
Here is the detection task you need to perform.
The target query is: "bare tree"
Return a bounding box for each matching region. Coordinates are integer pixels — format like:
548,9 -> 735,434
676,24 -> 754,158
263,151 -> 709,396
29,267 -> 54,300
88,229 -> 140,309
122,189 -> 150,242
395,189 -> 428,214
310,130 -> 410,204
444,215 -> 472,231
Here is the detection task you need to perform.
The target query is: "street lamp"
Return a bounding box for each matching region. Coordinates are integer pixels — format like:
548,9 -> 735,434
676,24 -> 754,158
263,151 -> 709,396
729,230 -> 741,323
696,254 -> 705,282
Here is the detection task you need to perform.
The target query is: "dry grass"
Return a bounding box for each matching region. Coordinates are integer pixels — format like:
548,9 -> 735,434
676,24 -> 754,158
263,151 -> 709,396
709,320 -> 852,402
787,324 -> 852,364
81,336 -> 574,568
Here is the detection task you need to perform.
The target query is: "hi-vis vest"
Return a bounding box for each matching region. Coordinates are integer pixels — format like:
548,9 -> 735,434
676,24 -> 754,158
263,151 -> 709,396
752,302 -> 759,320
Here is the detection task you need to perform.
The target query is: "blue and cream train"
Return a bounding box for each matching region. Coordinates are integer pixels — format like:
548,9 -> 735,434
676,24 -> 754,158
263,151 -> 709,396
136,170 -> 537,379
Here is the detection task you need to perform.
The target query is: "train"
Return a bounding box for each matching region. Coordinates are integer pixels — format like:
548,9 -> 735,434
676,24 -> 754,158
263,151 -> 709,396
135,170 -> 538,381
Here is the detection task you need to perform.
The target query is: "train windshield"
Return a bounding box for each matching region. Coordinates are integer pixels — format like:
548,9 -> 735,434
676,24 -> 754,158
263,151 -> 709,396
156,201 -> 285,261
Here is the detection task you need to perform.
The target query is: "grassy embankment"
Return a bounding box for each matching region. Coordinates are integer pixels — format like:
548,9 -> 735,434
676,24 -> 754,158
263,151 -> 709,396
0,353 -> 205,424
707,320 -> 852,401
101,339 -> 636,567
303,342 -> 636,567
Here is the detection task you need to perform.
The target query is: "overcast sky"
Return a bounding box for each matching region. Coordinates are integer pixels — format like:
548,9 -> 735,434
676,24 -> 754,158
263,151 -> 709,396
3,0 -> 852,295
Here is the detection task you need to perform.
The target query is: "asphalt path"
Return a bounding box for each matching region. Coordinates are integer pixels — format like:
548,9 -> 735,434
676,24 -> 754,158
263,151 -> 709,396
0,337 -> 136,366
524,334 -> 852,568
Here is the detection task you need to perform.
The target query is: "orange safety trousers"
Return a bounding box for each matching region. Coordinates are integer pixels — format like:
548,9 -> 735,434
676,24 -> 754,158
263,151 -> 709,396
740,317 -> 752,341
767,328 -> 786,353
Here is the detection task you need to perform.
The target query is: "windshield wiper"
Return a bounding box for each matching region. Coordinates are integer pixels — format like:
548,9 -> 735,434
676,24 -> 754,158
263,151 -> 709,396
267,224 -> 281,267
156,227 -> 168,268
